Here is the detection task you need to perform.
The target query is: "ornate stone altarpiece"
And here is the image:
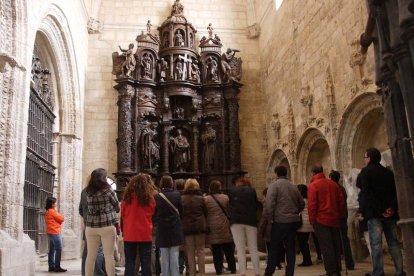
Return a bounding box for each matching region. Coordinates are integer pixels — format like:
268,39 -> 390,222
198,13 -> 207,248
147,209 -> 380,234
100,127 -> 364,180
112,0 -> 245,191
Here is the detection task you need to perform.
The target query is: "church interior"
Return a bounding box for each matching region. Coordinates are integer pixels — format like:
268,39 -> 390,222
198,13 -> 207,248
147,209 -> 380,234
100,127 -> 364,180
0,0 -> 413,274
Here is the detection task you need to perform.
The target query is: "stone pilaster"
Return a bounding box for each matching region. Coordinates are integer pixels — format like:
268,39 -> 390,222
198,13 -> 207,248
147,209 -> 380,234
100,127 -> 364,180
224,87 -> 241,171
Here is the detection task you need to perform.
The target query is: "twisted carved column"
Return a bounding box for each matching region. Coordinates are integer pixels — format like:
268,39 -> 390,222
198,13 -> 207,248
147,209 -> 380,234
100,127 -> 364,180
117,84 -> 134,173
225,88 -> 241,171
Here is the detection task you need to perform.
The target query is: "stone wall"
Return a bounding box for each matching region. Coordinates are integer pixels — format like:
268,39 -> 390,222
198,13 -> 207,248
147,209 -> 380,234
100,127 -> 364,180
0,0 -> 87,273
255,0 -> 381,184
84,0 -> 267,189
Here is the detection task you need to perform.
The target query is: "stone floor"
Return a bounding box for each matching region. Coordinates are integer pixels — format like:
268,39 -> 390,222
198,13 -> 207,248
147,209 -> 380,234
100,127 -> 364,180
35,256 -> 397,276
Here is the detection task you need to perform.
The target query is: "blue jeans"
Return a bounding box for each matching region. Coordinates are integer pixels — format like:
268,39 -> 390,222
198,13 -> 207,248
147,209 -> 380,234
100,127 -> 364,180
48,234 -> 62,270
160,246 -> 180,276
368,218 -> 404,276
124,241 -> 152,276
81,238 -> 105,276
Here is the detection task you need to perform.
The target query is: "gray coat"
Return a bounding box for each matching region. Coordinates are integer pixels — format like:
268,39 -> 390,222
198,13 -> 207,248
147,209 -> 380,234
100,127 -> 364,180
265,177 -> 305,223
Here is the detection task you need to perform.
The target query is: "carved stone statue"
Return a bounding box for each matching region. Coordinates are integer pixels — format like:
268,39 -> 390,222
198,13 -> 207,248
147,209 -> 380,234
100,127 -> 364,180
174,31 -> 185,47
174,107 -> 184,119
201,123 -> 216,171
31,56 -> 42,91
141,53 -> 152,79
170,129 -> 190,172
119,43 -> 136,77
159,58 -> 168,82
207,23 -> 214,38
163,32 -> 170,47
146,20 -> 152,33
175,61 -> 183,80
207,56 -> 218,81
191,62 -> 200,82
171,0 -> 184,16
141,121 -> 160,170
221,48 -> 239,81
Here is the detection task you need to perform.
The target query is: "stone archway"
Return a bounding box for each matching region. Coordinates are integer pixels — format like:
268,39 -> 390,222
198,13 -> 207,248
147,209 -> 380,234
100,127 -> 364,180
296,128 -> 331,184
31,4 -> 84,259
266,149 -> 291,185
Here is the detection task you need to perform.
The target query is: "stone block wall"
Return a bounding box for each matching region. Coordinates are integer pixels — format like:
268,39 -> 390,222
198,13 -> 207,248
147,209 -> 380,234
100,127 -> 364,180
84,0 -> 267,189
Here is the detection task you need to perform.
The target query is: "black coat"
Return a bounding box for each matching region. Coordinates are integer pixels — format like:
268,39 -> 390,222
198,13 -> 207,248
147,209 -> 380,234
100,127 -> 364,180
229,185 -> 259,227
154,188 -> 184,248
356,162 -> 398,220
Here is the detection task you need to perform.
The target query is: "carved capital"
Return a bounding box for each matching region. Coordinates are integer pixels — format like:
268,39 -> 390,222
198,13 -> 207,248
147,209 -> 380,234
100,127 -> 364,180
87,17 -> 101,34
246,23 -> 261,39
119,84 -> 135,99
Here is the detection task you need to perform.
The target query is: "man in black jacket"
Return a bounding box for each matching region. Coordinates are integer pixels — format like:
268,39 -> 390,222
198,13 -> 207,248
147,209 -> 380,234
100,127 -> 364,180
356,148 -> 405,276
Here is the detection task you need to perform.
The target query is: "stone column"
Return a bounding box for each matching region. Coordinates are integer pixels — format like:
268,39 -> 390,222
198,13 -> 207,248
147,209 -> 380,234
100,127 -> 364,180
117,83 -> 134,173
224,87 -> 241,171
192,123 -> 200,172
162,123 -> 171,174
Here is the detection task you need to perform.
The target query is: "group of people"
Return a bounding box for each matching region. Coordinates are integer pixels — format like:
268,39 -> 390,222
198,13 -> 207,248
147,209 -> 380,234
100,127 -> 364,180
43,147 -> 405,276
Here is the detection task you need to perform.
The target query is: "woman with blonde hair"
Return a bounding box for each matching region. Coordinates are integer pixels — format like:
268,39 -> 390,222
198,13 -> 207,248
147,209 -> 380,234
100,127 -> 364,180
121,173 -> 156,276
181,178 -> 207,276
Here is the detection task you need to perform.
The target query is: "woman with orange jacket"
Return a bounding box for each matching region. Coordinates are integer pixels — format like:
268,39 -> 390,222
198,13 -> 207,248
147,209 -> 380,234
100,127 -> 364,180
45,197 -> 66,273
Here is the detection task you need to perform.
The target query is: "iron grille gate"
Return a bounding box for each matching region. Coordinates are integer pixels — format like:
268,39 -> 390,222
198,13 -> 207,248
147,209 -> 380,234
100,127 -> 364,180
23,55 -> 55,253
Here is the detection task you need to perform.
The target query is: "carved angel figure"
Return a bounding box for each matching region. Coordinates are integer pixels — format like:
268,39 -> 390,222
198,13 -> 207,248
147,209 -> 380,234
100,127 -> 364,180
221,48 -> 239,82
119,43 -> 136,77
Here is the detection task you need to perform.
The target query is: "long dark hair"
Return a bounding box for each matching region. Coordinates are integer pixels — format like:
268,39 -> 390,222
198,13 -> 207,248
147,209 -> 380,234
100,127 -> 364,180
86,168 -> 110,194
123,173 -> 155,206
45,197 -> 57,210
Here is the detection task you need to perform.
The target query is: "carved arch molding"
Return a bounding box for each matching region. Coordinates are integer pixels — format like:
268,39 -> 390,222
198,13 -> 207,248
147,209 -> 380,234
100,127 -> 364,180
336,92 -> 382,174
266,149 -> 290,184
295,128 -> 330,184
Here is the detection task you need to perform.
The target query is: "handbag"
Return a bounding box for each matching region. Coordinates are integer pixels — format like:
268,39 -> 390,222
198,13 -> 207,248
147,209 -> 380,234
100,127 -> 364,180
159,193 -> 180,216
211,194 -> 230,220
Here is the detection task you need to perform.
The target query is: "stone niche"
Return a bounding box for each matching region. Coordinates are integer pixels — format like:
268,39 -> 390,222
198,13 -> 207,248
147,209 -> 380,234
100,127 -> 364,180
112,0 -> 245,191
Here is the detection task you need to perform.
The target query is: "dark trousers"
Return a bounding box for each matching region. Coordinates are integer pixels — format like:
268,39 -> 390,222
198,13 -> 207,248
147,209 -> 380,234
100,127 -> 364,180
340,219 -> 355,270
211,243 -> 236,274
297,232 -> 312,265
124,241 -> 152,276
311,232 -> 322,260
314,223 -> 341,276
265,222 -> 299,276
179,249 -> 185,273
265,242 -> 285,268
48,234 -> 62,270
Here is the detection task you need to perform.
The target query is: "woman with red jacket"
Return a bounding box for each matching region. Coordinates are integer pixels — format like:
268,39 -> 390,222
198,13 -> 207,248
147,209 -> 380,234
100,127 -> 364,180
45,197 -> 66,273
121,173 -> 156,276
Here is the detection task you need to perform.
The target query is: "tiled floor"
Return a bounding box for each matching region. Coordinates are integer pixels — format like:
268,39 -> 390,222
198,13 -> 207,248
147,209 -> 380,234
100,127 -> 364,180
35,257 -> 397,276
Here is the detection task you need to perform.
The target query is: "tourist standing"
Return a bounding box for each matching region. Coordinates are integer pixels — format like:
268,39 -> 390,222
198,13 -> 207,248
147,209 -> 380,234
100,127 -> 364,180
154,175 -> 184,276
181,178 -> 207,276
308,165 -> 345,276
296,184 -> 313,267
204,180 -> 236,275
356,148 -> 405,276
85,168 -> 120,276
45,196 -> 67,273
264,166 -> 304,276
229,177 -> 260,276
329,170 -> 355,271
121,173 -> 156,276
